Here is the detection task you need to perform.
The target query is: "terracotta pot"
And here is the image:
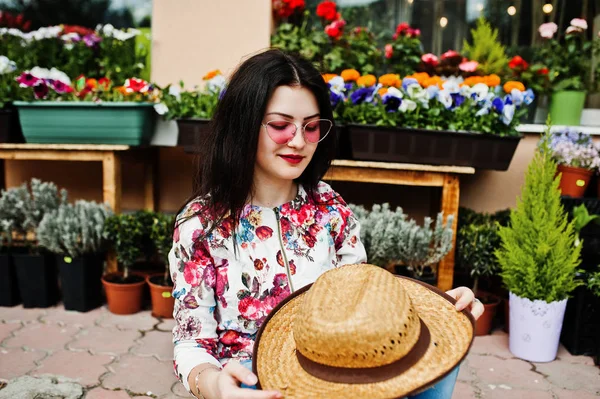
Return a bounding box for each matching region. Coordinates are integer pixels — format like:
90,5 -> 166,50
101,273 -> 146,315
475,291 -> 501,336
557,165 -> 594,198
147,274 -> 174,319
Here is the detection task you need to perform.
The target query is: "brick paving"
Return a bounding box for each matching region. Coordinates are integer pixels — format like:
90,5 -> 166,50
0,304 -> 598,398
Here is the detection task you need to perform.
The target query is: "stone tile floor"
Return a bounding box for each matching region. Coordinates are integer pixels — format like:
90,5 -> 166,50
0,304 -> 598,398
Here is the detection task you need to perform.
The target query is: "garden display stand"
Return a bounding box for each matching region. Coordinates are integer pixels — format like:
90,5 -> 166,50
324,159 -> 475,291
0,143 -> 160,273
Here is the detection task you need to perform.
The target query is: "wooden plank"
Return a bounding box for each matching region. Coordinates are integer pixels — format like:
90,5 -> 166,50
325,166 -> 446,187
437,174 -> 460,291
331,159 -> 475,175
144,148 -> 159,211
102,152 -> 122,214
0,150 -> 107,162
0,143 -> 131,151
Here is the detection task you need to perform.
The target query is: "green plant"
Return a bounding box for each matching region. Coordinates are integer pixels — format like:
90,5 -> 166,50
462,17 -> 508,76
323,27 -> 383,74
457,222 -> 500,294
150,213 -> 175,285
588,268 -> 600,297
384,22 -> 423,76
103,213 -> 145,279
571,204 -> 600,234
160,82 -> 220,121
495,127 -> 583,303
271,12 -> 329,68
37,200 -> 113,258
0,56 -> 21,108
132,209 -> 159,261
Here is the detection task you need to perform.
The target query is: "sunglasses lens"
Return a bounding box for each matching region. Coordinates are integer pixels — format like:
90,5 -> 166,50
305,119 -> 332,143
265,121 -> 296,144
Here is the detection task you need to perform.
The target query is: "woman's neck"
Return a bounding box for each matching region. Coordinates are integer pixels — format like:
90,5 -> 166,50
250,177 -> 298,208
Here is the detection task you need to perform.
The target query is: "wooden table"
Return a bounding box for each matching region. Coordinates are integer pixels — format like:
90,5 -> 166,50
325,159 -> 475,291
0,144 -> 160,273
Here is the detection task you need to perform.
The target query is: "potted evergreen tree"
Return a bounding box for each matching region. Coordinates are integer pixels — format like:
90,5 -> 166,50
147,213 -> 175,318
457,221 -> 501,336
0,179 -> 67,308
102,213 -> 146,314
37,200 -> 113,312
496,128 -> 583,362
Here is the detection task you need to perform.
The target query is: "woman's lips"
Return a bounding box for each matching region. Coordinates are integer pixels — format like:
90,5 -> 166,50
279,154 -> 304,164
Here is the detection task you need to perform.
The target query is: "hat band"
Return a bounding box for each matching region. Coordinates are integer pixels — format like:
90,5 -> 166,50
295,318 -> 431,384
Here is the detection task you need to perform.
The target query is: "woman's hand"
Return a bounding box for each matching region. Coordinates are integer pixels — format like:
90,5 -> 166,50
213,361 -> 282,399
445,286 -> 484,320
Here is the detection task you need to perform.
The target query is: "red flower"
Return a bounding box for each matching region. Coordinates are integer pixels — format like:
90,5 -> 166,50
316,1 -> 338,21
254,258 -> 265,271
421,53 -> 439,67
406,28 -> 420,37
303,231 -> 316,248
124,77 -> 149,94
255,226 -> 273,241
508,55 -> 529,71
183,262 -> 201,286
385,44 -> 393,59
98,77 -> 111,90
538,67 -> 549,75
276,250 -> 284,267
221,330 -> 240,345
308,223 -> 322,237
395,22 -> 409,34
441,50 -> 461,60
288,260 -> 297,275
325,19 -> 346,40
62,24 -> 95,36
217,217 -> 233,238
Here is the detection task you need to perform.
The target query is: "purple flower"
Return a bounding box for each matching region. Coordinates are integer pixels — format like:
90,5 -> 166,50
33,82 -> 49,99
83,33 -> 102,47
492,97 -> 504,113
451,93 -> 465,108
350,87 -> 376,105
218,88 -> 226,100
383,96 -> 401,112
51,80 -> 72,94
330,90 -> 344,107
401,77 -> 418,91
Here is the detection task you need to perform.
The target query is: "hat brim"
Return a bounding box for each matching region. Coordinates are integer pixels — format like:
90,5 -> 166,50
253,275 -> 475,399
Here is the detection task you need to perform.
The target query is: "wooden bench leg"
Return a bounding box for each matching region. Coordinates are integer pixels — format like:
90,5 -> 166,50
144,148 -> 159,211
438,174 -> 460,292
102,152 -> 121,275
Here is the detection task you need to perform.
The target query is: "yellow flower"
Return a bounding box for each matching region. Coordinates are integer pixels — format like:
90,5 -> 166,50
484,74 -> 501,87
503,81 -> 526,93
322,74 -> 338,84
356,74 -> 377,87
378,74 -> 401,88
203,70 -> 222,80
341,69 -> 360,82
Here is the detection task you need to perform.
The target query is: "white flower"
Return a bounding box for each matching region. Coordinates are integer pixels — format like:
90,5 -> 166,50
426,85 -> 439,99
384,87 -> 403,99
61,32 -> 80,42
442,80 -> 460,94
168,85 -> 181,100
110,28 -> 141,41
328,76 -> 345,95
471,83 -> 490,102
25,26 -> 62,41
102,24 -> 115,36
437,89 -> 453,109
0,56 -> 17,75
539,22 -> 558,39
570,18 -> 588,30
510,89 -> 524,107
154,103 -> 169,115
399,99 -> 417,112
29,67 -> 71,85
206,75 -> 226,94
502,104 -> 515,125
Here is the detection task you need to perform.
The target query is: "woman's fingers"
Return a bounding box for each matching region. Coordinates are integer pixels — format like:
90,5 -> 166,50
223,361 -> 258,386
219,361 -> 283,399
469,299 -> 485,320
446,286 -> 485,320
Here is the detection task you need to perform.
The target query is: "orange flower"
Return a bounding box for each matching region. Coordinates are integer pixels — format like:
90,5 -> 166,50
503,81 -> 526,93
203,70 -> 222,80
378,87 -> 389,97
341,69 -> 360,82
86,78 -> 98,89
356,74 -> 377,87
463,76 -> 485,86
422,76 -> 443,88
116,86 -> 128,95
378,73 -> 401,88
322,73 -> 338,83
406,72 -> 430,86
484,74 -> 501,87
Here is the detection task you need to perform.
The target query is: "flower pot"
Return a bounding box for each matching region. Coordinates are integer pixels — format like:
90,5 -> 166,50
147,274 -> 174,318
14,101 -> 156,145
474,291 -> 501,336
549,91 -> 586,126
0,107 -> 25,143
508,292 -> 567,362
0,253 -> 20,306
345,124 -> 522,171
560,283 -> 600,356
101,273 -> 146,315
580,109 -> 600,127
12,252 -> 59,308
557,165 -> 594,198
176,118 -> 210,153
57,254 -> 105,312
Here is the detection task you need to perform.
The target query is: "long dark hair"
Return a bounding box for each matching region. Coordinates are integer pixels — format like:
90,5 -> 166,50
178,49 -> 337,240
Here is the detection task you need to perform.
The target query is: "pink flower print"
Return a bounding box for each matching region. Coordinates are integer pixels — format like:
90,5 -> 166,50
238,296 -> 264,320
293,204 -> 313,225
183,292 -> 199,309
255,226 -> 273,241
173,224 -> 180,242
221,330 -> 240,345
289,259 -> 297,275
16,72 -> 41,87
217,217 -> 233,238
215,264 -> 229,308
308,223 -> 322,237
183,262 -> 202,286
273,273 -> 289,288
254,258 -> 266,271
276,250 -> 284,267
279,216 -> 292,234
195,338 -> 218,356
303,231 -> 316,248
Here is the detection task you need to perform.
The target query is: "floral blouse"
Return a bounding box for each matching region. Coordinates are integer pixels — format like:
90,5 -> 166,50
169,182 -> 367,391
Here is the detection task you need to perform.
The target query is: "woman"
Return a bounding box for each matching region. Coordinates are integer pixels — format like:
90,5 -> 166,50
169,49 -> 484,399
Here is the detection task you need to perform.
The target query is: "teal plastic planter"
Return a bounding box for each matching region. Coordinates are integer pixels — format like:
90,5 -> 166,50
13,101 -> 156,145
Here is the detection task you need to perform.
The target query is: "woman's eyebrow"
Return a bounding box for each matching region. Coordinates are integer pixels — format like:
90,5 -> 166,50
265,112 -> 320,120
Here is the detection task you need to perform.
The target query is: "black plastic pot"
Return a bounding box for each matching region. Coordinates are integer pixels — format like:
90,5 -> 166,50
344,124 -> 522,171
560,283 -> 600,356
176,118 -> 210,153
0,107 -> 25,143
0,253 -> 20,306
393,264 -> 438,286
13,252 -> 59,308
57,254 -> 105,312
561,197 -> 600,272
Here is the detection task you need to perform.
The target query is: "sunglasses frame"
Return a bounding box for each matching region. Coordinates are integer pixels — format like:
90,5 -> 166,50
261,118 -> 333,144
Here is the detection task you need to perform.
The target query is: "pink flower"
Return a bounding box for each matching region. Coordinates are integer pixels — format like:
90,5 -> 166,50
459,60 -> 479,72
441,50 -> 461,60
566,26 -> 582,35
385,44 -> 393,59
421,53 -> 439,66
33,82 -> 49,99
325,19 -> 346,40
406,28 -> 420,37
16,72 -> 40,87
183,262 -> 201,286
395,22 -> 409,34
238,296 -> 264,321
50,80 -> 73,94
570,18 -> 587,30
538,22 -> 558,39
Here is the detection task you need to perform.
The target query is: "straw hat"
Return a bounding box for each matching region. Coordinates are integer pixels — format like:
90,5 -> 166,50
253,264 -> 475,399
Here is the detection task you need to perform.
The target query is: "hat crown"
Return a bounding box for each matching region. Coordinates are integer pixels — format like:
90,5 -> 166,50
293,264 -> 421,368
